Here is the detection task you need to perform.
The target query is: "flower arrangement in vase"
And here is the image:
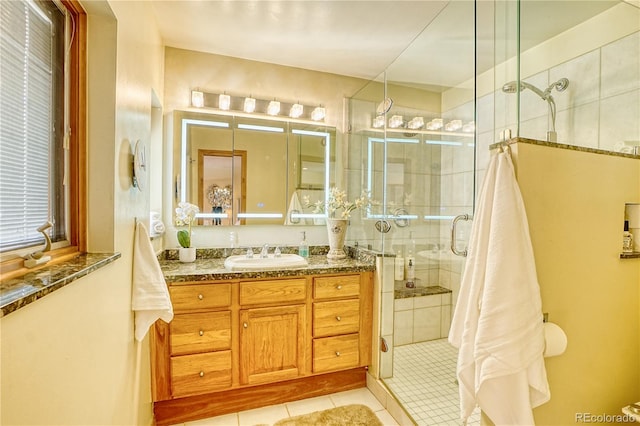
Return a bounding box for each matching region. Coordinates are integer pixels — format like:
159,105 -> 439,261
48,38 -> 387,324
304,188 -> 371,260
175,202 -> 199,262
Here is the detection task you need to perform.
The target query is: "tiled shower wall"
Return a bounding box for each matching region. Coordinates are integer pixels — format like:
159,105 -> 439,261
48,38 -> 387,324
483,31 -> 640,157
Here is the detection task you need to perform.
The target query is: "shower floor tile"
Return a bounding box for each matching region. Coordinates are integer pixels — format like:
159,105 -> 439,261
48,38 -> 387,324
384,339 -> 480,426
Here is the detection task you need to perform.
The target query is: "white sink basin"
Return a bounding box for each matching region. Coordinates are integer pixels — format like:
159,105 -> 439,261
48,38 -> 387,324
224,254 -> 308,270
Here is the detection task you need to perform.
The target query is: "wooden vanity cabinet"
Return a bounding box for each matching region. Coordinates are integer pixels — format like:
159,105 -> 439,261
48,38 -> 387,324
239,278 -> 307,385
151,271 -> 373,426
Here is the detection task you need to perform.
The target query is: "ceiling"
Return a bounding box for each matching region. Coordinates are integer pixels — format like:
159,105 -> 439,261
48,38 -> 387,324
150,1 -> 626,90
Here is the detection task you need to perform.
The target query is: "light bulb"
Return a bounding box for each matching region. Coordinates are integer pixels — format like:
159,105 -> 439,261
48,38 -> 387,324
243,97 -> 256,113
290,103 -> 304,118
191,91 -> 204,108
218,94 -> 231,110
311,106 -> 325,121
267,100 -> 280,116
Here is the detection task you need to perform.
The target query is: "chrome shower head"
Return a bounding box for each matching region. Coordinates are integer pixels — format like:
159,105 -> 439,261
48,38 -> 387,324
501,81 -> 519,94
501,80 -> 547,100
546,78 -> 569,95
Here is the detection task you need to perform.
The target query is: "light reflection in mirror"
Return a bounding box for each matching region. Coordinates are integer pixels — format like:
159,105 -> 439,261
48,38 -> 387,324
290,128 -> 331,221
176,111 -> 336,225
180,118 -> 230,204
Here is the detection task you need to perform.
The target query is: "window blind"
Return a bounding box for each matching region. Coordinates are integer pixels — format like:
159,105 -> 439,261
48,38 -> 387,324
0,1 -> 54,252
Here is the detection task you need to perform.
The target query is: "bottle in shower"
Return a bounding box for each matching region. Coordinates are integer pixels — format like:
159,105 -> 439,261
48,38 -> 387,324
405,259 -> 415,288
623,220 -> 634,253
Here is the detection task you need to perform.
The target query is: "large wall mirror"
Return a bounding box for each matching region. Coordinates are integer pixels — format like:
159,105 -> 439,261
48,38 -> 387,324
173,110 -> 335,226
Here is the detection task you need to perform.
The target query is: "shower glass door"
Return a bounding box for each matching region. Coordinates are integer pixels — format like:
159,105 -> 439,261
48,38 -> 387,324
347,1 -> 482,424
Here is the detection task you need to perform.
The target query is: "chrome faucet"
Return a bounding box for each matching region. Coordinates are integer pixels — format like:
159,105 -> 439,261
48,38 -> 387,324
245,247 -> 254,258
260,244 -> 269,258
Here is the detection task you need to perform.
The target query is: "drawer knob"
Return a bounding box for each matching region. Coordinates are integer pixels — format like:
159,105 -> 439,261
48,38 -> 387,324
197,294 -> 204,300
336,285 -> 342,290
335,351 -> 341,357
336,316 -> 341,321
199,371 -> 205,378
243,322 -> 248,328
198,330 -> 204,336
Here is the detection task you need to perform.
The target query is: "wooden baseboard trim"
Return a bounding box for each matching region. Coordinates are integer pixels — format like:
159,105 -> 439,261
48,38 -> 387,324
153,368 -> 367,426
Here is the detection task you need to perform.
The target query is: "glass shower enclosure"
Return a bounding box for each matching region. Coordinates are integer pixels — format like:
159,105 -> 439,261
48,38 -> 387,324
345,0 -> 638,424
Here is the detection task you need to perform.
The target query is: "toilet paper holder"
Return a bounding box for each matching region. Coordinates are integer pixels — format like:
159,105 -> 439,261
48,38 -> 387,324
541,312 -> 568,357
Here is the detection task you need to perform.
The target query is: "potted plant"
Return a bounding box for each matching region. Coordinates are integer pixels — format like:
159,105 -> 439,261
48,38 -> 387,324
175,202 -> 199,262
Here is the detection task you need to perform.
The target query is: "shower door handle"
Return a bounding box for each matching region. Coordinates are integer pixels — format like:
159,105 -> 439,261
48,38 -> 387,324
451,214 -> 472,257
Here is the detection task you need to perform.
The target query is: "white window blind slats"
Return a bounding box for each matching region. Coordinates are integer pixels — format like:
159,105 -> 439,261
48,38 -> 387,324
0,0 -> 54,252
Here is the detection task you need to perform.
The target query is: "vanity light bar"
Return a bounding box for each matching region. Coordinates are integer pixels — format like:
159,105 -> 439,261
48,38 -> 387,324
237,123 -> 284,133
424,215 -> 456,220
425,140 -> 463,146
291,213 -> 326,219
191,90 -> 325,122
366,214 -> 419,220
237,213 -> 284,219
196,213 -> 229,219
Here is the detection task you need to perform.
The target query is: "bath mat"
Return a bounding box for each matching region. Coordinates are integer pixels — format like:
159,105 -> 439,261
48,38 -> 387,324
272,404 -> 383,426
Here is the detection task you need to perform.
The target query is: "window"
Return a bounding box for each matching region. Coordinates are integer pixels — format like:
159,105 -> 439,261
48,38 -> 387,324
0,0 -> 85,269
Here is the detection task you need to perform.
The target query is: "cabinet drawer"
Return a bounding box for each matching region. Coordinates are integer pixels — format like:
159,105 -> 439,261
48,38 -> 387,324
240,279 -> 307,305
169,283 -> 231,311
314,275 -> 360,300
313,334 -> 359,373
170,311 -> 231,356
171,351 -> 232,397
313,299 -> 360,337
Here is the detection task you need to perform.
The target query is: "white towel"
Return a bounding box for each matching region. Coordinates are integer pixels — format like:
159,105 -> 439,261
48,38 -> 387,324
284,191 -> 305,225
132,221 -> 173,342
448,149 -> 550,425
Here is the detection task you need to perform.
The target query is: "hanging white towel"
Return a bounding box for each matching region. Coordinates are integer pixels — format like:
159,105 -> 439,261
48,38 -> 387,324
284,191 -> 305,225
132,221 -> 173,342
448,148 -> 550,425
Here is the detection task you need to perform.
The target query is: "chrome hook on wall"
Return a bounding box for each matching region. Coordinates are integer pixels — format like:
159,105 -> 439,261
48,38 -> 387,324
451,214 -> 472,257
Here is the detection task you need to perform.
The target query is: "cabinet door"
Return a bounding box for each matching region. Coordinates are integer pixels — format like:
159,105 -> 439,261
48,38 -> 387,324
240,305 -> 306,385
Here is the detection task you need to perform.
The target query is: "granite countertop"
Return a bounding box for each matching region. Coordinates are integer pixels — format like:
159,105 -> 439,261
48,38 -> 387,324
160,250 -> 376,283
0,252 -> 121,317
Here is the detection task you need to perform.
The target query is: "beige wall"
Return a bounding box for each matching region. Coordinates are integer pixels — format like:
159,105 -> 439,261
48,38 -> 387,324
512,143 -> 640,424
164,47 -> 367,132
0,1 -> 165,425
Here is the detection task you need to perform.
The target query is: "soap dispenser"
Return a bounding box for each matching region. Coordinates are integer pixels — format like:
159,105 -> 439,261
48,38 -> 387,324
623,220 -> 634,253
404,231 -> 416,280
299,231 -> 309,258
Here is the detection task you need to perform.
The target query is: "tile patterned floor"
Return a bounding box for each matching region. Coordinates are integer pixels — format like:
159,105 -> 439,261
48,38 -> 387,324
383,339 -> 481,426
171,387 -> 399,426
